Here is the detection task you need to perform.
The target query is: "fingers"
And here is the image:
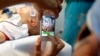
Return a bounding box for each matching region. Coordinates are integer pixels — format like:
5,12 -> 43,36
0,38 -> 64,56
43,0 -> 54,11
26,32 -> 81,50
56,0 -> 62,12
50,9 -> 59,18
46,35 -> 58,55
57,4 -> 62,13
32,1 -> 61,19
45,35 -> 65,56
35,10 -> 43,20
33,37 -> 42,56
55,37 -> 65,51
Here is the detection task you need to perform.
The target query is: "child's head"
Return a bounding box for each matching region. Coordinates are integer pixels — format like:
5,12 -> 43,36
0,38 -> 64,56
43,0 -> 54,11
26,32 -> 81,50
17,5 -> 57,35
18,5 -> 40,35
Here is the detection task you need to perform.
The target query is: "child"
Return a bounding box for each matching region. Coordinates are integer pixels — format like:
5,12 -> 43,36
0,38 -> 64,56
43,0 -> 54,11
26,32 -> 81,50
0,5 -> 40,43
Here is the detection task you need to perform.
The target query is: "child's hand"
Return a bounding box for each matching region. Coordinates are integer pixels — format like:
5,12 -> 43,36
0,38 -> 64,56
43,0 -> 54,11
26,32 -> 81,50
33,36 -> 65,56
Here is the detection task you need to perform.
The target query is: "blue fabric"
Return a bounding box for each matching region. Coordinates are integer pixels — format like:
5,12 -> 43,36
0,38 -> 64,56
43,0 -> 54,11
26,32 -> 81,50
62,1 -> 94,47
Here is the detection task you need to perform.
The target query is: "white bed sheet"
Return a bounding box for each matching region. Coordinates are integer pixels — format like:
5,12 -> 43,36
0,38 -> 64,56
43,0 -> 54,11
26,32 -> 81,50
0,35 -> 72,56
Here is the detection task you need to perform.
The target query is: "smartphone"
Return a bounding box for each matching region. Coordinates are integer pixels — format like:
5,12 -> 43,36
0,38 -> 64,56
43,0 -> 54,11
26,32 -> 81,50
40,15 -> 55,51
40,15 -> 55,39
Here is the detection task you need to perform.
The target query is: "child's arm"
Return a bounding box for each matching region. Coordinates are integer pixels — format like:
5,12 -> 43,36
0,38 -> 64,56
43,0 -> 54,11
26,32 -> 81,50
0,31 -> 6,43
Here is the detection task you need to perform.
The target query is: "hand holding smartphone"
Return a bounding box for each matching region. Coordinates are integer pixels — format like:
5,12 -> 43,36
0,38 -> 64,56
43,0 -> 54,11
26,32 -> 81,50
40,10 -> 56,52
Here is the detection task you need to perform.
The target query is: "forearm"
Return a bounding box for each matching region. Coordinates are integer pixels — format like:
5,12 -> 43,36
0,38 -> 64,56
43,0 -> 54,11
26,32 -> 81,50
74,33 -> 98,56
75,33 -> 98,49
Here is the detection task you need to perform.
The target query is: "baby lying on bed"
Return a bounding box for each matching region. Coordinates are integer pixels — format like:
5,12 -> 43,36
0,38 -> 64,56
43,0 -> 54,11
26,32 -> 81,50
0,5 -> 38,42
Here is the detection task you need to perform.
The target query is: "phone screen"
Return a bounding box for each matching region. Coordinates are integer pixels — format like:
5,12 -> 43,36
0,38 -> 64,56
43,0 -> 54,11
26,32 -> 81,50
41,15 -> 55,37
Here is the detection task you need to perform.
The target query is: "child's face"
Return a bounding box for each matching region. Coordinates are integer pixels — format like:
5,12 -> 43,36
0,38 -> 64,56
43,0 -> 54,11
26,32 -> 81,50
28,19 -> 40,35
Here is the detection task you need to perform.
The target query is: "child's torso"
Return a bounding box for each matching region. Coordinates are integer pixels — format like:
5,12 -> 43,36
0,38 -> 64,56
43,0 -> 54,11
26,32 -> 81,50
0,14 -> 29,40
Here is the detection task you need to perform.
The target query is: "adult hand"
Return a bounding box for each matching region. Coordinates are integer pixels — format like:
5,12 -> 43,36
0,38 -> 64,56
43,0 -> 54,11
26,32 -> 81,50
32,0 -> 63,19
33,36 -> 65,56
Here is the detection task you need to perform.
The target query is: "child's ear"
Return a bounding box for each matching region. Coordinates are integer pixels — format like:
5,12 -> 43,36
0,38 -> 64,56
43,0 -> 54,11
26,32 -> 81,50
28,19 -> 37,27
